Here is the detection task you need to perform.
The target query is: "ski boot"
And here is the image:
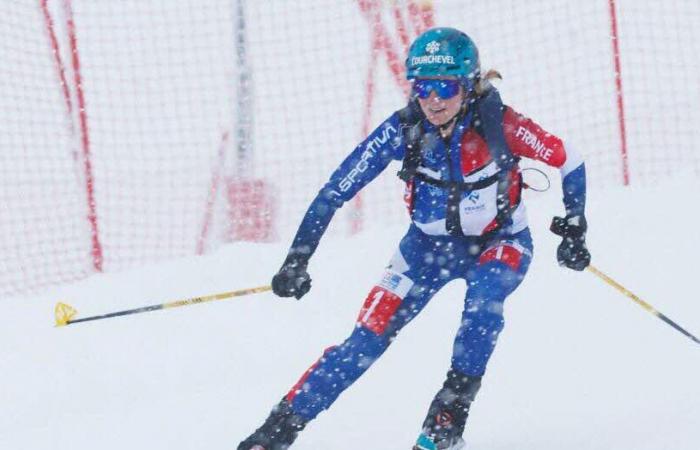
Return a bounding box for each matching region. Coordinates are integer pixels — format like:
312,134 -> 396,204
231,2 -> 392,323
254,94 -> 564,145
413,432 -> 465,450
237,399 -> 308,450
413,369 -> 482,450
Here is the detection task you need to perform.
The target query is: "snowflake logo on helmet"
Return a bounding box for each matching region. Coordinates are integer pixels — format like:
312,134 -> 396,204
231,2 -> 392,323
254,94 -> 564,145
425,41 -> 440,54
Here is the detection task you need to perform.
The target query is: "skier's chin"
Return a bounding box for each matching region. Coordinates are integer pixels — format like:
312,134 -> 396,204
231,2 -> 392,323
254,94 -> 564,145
428,111 -> 456,127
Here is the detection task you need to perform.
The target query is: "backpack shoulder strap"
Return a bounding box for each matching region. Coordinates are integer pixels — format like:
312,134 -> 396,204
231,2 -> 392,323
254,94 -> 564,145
473,86 -> 523,237
396,100 -> 425,182
474,86 -> 518,171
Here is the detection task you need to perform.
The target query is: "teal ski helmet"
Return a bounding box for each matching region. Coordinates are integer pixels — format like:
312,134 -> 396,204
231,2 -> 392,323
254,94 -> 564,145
406,27 -> 480,85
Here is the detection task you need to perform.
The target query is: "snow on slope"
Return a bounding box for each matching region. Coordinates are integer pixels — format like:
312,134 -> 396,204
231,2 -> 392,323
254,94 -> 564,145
1,178 -> 699,450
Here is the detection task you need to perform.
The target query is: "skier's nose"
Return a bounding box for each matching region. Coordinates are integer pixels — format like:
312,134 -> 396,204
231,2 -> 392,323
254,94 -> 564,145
428,91 -> 442,102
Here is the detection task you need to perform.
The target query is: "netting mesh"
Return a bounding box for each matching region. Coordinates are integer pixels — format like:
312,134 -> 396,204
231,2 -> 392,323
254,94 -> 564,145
70,0 -> 238,269
1,0 -> 699,296
616,0 -> 700,182
0,0 -> 93,294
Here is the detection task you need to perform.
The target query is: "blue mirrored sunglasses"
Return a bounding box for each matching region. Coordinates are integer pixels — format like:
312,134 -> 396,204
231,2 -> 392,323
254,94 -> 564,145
412,78 -> 461,99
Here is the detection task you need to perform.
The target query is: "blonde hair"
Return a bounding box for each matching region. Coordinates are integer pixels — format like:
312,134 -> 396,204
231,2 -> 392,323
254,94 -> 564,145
475,69 -> 502,96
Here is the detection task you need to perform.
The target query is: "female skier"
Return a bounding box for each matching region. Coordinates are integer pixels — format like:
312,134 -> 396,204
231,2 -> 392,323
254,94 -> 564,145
238,27 -> 590,450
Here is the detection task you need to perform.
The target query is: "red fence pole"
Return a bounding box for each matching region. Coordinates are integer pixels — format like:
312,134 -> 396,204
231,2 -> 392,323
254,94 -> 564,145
40,0 -> 74,121
358,0 -> 411,96
608,0 -> 631,186
408,0 -> 434,35
392,2 -> 411,49
62,0 -> 104,270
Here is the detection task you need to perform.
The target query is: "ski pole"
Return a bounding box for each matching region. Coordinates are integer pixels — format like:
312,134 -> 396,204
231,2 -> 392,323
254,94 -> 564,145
587,265 -> 699,344
54,285 -> 272,327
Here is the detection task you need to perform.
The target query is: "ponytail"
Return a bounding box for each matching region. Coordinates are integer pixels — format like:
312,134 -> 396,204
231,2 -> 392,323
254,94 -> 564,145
475,69 -> 502,96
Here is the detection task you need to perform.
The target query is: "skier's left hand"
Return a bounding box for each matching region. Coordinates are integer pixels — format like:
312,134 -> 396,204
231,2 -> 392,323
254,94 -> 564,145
551,215 -> 591,271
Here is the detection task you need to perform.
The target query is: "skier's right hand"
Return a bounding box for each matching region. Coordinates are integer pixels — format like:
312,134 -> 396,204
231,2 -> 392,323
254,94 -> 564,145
271,258 -> 311,300
550,215 -> 591,271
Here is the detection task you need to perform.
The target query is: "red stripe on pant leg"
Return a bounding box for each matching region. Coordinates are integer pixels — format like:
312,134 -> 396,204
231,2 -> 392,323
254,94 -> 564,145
356,286 -> 402,335
285,346 -> 335,403
478,245 -> 523,271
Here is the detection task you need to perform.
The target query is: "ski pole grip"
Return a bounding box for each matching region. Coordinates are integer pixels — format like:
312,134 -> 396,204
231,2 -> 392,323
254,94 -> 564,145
550,215 -> 587,238
550,216 -> 568,237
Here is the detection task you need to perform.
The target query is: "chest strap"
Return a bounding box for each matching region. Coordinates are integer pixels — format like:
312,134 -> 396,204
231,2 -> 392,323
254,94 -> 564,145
412,170 -> 501,191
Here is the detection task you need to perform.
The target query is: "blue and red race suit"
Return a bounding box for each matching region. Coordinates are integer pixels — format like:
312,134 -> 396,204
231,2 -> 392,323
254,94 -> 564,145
281,93 -> 586,421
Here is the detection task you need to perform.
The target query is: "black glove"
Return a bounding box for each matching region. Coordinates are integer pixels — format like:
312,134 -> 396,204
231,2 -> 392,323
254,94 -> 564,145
271,256 -> 311,300
550,215 -> 591,271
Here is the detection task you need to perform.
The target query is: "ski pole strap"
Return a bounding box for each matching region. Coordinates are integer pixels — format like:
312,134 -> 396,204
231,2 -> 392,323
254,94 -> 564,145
587,265 -> 699,344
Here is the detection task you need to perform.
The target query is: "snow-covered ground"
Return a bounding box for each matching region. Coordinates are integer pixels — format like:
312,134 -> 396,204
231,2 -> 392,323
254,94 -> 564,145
2,178 -> 699,450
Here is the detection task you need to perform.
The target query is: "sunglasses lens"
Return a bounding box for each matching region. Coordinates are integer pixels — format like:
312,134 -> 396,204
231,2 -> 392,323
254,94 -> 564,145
414,79 -> 460,99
